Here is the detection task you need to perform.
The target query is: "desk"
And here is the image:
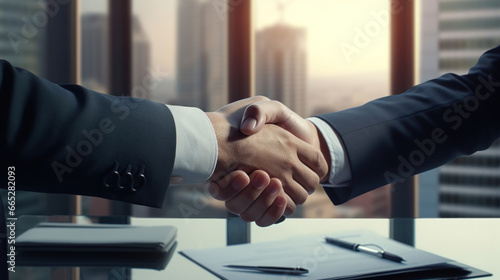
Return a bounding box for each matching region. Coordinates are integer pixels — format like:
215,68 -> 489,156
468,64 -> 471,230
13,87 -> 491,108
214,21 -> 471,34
13,217 -> 500,280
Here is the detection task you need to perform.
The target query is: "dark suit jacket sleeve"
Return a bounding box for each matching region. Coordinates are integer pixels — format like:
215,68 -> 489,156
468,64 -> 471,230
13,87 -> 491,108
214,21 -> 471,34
317,46 -> 500,205
0,60 -> 176,207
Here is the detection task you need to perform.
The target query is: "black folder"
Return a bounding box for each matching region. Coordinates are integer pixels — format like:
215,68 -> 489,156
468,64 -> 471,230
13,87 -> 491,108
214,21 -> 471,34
16,222 -> 177,270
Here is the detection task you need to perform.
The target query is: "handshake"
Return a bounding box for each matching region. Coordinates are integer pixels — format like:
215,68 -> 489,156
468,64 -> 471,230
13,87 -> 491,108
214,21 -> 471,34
205,96 -> 331,227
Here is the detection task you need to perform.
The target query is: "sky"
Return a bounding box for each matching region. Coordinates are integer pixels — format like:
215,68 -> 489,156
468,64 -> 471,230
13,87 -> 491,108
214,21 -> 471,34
255,0 -> 390,76
80,0 -> 390,78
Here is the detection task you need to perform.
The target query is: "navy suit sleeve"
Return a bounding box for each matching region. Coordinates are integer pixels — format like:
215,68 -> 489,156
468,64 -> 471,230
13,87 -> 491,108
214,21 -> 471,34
0,60 -> 176,207
317,46 -> 500,205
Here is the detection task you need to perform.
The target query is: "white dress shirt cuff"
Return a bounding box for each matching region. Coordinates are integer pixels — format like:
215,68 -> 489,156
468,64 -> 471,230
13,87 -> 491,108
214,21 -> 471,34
166,105 -> 217,185
307,117 -> 352,187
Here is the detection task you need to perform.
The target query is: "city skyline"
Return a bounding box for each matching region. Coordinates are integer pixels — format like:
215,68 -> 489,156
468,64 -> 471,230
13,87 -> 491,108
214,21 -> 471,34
81,0 -> 389,78
79,0 -> 392,115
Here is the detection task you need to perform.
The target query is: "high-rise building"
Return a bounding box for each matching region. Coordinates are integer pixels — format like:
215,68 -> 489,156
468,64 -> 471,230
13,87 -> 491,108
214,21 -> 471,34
419,0 -> 500,217
132,16 -> 152,100
81,14 -> 151,97
176,0 -> 202,108
81,14 -> 108,92
255,24 -> 307,117
254,22 -> 390,218
176,0 -> 227,111
437,0 -> 500,76
200,0 -> 227,111
417,0 -> 440,218
0,0 -> 70,217
0,0 -> 45,74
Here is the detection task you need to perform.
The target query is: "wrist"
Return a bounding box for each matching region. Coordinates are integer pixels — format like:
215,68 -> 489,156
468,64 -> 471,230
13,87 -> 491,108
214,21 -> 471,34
206,112 -> 245,179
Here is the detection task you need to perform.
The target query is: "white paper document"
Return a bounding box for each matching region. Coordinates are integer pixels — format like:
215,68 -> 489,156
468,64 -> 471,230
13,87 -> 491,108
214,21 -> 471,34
180,231 -> 489,280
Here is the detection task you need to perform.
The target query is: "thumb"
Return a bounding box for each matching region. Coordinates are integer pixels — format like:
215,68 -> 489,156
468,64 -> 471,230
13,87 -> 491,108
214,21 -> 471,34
240,100 -> 292,136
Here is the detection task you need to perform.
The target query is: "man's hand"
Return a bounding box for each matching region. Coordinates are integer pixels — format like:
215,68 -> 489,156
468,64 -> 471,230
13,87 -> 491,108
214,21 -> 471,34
207,96 -> 328,215
209,170 -> 287,227
209,97 -> 333,226
240,99 -> 331,180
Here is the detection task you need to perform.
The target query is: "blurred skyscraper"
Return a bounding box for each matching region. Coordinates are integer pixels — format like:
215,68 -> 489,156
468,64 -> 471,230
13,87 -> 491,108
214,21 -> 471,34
419,0 -> 500,217
200,1 -> 228,111
152,0 -> 229,218
132,16 -> 152,99
81,13 -> 151,97
176,0 -> 227,111
81,14 -> 108,92
255,24 -> 307,117
0,0 -> 45,74
0,0 -> 76,217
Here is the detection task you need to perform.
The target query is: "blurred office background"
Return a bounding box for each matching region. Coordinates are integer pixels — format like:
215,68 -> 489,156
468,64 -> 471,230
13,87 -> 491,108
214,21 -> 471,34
1,0 -> 499,219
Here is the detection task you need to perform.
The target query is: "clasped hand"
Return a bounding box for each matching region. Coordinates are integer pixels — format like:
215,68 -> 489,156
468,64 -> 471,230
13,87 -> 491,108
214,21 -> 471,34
206,96 -> 330,227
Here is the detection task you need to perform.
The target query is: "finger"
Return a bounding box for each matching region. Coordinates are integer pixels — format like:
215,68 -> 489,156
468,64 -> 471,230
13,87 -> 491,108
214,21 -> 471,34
281,177 -> 309,206
209,170 -> 250,201
290,156 -> 320,195
217,95 -> 270,114
256,195 -> 287,227
294,142 -> 329,193
241,100 -> 292,135
225,171 -> 270,215
241,101 -> 312,143
239,178 -> 283,223
283,191 -> 296,216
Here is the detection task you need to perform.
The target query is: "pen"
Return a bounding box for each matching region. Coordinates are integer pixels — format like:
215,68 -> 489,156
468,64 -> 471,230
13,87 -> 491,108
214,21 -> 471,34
325,237 -> 405,263
224,265 -> 309,275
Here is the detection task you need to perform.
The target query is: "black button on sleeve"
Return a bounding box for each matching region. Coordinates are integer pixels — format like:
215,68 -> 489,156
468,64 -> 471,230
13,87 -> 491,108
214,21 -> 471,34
104,161 -> 121,189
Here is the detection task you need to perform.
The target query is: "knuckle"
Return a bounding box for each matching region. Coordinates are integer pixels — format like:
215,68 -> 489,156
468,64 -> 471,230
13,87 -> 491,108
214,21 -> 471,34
306,182 -> 318,195
304,175 -> 319,194
281,159 -> 295,171
253,95 -> 270,102
270,100 -> 283,106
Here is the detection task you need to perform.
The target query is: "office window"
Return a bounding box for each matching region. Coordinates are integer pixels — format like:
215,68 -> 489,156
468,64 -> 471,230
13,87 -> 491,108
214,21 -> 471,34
0,0 -> 45,74
80,0 -> 108,94
0,0 -> 78,215
4,0 -> 498,220
131,0 -> 228,218
419,0 -> 500,218
254,0 -> 392,218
